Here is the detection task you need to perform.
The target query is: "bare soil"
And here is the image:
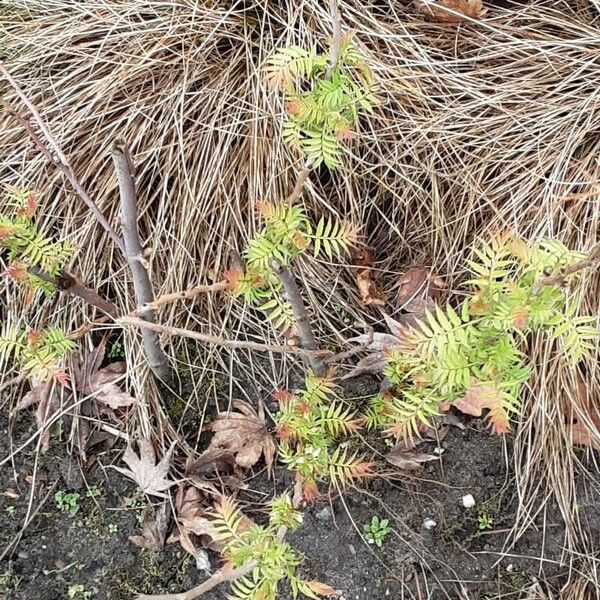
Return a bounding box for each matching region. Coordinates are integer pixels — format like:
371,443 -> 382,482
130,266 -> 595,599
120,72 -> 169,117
1,376 -> 599,600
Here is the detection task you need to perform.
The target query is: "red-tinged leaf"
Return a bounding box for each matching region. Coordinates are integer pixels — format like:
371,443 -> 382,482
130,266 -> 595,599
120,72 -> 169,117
513,308 -> 529,330
5,263 -> 27,281
303,480 -> 319,503
305,580 -> 343,597
453,383 -> 511,435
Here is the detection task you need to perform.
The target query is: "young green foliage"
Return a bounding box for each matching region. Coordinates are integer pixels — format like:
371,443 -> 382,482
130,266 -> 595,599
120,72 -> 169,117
266,34 -> 376,168
0,326 -> 75,383
211,495 -> 335,600
368,235 -> 599,439
274,371 -> 371,501
1,187 -> 71,298
362,515 -> 390,547
227,202 -> 356,334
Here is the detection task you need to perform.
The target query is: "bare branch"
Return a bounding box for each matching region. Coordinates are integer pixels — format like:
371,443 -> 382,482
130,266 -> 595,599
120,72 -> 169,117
325,0 -> 343,80
129,280 -> 228,317
533,243 -> 600,294
324,326 -> 374,365
137,560 -> 258,600
112,140 -> 171,381
269,259 -> 327,376
285,165 -> 312,204
0,70 -> 125,254
118,316 -> 332,359
27,266 -> 118,317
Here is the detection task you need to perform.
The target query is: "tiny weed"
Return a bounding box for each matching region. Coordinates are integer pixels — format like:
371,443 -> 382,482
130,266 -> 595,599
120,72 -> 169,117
108,340 -> 124,359
363,515 -> 390,547
108,523 -> 119,534
85,485 -> 102,499
477,509 -> 493,531
67,584 -> 94,599
4,505 -> 16,516
55,490 -> 81,517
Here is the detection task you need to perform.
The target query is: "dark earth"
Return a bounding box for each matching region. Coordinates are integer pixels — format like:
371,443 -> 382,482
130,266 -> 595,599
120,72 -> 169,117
1,375 -> 599,600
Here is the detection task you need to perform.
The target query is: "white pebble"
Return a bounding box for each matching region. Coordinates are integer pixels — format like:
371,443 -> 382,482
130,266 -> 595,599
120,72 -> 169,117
462,494 -> 476,508
423,518 -> 437,530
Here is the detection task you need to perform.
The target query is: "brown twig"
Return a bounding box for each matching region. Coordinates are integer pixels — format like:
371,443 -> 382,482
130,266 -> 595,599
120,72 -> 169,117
0,68 -> 125,254
324,326 -> 374,365
112,139 -> 171,381
118,316 -> 331,358
533,243 -> 600,294
129,280 -> 228,317
285,165 -> 312,204
136,560 -> 258,600
269,259 -> 327,376
28,266 -> 118,317
325,0 -> 343,80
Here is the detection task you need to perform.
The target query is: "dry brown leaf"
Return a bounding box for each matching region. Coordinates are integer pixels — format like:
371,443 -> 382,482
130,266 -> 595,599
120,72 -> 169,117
130,503 -> 170,551
416,0 -> 486,23
194,400 -> 275,475
453,383 -> 510,435
395,266 -> 445,319
352,248 -> 386,307
113,439 -> 176,498
386,443 -> 437,472
15,381 -> 64,453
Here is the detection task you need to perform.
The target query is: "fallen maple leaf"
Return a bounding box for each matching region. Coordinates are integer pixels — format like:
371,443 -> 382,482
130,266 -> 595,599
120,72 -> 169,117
416,0 -> 486,23
453,383 -> 511,435
194,400 -> 275,475
130,503 -> 170,551
113,439 -> 176,498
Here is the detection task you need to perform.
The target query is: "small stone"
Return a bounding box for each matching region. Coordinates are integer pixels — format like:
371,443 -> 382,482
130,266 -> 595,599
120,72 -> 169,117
315,506 -> 332,521
195,549 -> 211,574
433,447 -> 445,455
348,544 -> 356,556
506,563 -> 514,573
423,518 -> 437,530
461,494 -> 476,508
385,590 -> 390,596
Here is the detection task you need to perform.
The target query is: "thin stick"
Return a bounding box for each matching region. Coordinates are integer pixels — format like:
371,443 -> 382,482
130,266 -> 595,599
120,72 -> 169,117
28,266 -> 118,317
533,243 -> 600,293
325,0 -> 343,80
137,560 -> 258,600
129,280 -> 228,317
324,327 -> 374,365
112,140 -> 171,381
269,260 -> 327,376
118,316 -> 331,358
285,166 -> 312,204
0,75 -> 125,254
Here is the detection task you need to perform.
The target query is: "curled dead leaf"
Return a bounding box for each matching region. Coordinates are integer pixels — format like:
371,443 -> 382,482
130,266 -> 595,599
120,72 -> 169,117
129,503 -> 170,551
453,383 -> 511,435
416,0 -> 486,23
192,400 -> 275,475
385,440 -> 438,472
351,248 -> 386,307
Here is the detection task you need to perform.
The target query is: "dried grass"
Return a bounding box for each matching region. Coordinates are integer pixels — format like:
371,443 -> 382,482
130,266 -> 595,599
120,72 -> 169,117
2,0 -> 600,590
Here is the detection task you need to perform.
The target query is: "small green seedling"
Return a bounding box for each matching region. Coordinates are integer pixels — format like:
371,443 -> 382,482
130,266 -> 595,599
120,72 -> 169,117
85,485 -> 102,499
477,509 -> 493,531
363,515 -> 390,547
108,340 -> 124,359
67,584 -> 93,599
108,523 -> 119,534
4,506 -> 15,517
55,491 -> 81,517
